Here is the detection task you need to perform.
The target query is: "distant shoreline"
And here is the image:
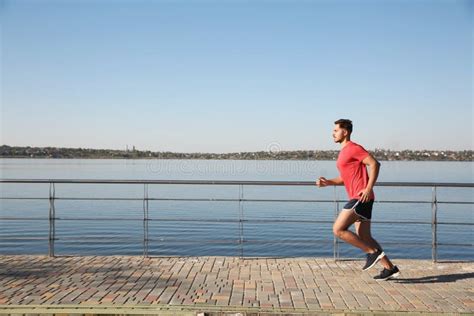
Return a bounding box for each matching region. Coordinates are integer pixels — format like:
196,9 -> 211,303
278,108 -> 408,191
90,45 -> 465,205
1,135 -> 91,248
1,145 -> 472,161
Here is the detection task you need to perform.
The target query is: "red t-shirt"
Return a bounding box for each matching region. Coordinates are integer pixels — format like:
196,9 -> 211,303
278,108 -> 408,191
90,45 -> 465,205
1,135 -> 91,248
336,141 -> 375,200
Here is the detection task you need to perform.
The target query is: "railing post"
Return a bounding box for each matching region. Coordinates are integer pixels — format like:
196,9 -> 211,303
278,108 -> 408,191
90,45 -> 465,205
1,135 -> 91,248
48,182 -> 56,257
333,186 -> 339,261
431,186 -> 438,263
238,184 -> 244,259
143,183 -> 149,258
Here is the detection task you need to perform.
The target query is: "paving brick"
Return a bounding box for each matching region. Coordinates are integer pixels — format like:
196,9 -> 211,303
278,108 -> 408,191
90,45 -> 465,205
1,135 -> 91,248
1,256 -> 473,314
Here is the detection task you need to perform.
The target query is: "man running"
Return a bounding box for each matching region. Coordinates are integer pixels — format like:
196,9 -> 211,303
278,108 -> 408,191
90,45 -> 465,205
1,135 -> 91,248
316,119 -> 400,280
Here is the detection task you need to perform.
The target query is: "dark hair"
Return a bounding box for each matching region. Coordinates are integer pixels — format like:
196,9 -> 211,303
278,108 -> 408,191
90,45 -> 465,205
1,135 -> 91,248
334,119 -> 353,134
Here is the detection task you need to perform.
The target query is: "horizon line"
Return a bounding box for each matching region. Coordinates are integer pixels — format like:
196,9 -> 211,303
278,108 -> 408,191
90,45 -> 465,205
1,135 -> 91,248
1,144 -> 473,154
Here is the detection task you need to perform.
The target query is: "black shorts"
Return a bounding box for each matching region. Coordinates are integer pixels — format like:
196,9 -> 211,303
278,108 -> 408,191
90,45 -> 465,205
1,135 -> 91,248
343,199 -> 374,220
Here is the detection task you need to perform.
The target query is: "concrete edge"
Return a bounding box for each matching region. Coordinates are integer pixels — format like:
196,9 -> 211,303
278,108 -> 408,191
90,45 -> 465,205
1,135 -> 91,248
0,305 -> 470,315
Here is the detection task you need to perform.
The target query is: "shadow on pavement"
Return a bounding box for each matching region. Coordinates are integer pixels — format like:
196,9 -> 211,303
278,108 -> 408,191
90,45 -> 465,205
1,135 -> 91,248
394,272 -> 474,284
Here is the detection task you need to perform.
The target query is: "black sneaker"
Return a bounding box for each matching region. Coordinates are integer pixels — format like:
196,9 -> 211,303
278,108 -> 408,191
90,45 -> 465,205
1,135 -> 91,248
362,249 -> 385,271
374,266 -> 400,281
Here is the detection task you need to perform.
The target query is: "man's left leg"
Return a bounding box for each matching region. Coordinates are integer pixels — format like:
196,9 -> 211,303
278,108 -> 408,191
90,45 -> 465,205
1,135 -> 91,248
333,209 -> 378,253
355,220 -> 400,279
355,220 -> 394,270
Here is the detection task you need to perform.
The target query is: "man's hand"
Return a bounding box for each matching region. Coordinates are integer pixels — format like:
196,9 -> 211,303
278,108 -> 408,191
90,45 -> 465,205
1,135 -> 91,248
316,177 -> 329,187
359,187 -> 373,203
360,154 -> 380,203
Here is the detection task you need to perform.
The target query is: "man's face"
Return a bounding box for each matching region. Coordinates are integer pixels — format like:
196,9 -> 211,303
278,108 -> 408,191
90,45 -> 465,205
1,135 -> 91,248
332,124 -> 348,143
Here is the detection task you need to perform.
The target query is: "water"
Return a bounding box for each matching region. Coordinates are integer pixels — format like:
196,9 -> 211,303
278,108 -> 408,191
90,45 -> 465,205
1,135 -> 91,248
1,159 -> 473,260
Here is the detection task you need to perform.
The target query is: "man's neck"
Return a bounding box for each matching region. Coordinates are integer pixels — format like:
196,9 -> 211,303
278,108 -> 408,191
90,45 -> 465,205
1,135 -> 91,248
340,138 -> 351,149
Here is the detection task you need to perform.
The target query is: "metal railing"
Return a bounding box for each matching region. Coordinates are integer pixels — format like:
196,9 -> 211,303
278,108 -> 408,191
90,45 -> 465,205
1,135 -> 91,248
1,179 -> 473,261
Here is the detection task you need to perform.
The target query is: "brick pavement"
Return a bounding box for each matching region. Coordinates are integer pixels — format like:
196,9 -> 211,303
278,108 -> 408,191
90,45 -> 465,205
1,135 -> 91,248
0,255 -> 472,314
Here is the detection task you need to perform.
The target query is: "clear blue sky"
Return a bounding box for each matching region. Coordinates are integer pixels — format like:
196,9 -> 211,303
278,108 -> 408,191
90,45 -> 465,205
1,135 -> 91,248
1,0 -> 472,152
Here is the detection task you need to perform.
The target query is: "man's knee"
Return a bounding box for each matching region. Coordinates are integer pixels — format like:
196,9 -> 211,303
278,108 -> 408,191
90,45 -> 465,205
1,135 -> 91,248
332,225 -> 345,238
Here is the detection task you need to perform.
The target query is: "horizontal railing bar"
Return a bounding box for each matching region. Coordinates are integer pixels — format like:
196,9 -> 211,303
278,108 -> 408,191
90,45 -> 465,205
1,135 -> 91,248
436,222 -> 474,225
1,238 -> 471,248
83,218 -> 336,224
0,217 -> 49,220
2,196 -> 473,205
0,237 -> 328,244
0,237 -> 147,241
0,217 -> 334,224
51,238 -> 440,246
55,237 -> 239,245
0,197 -> 50,200
0,217 -> 142,221
437,201 -> 474,204
0,237 -> 48,240
0,217 -> 445,225
2,197 -> 339,202
0,238 -> 328,244
149,240 -> 335,244
2,217 -> 472,226
1,179 -> 473,187
56,239 -> 466,247
45,238 -> 148,241
243,241 -> 444,246
1,236 -> 471,248
437,243 -> 474,247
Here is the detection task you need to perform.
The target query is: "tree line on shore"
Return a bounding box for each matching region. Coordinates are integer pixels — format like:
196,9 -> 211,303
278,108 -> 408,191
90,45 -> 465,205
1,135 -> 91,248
1,145 -> 472,161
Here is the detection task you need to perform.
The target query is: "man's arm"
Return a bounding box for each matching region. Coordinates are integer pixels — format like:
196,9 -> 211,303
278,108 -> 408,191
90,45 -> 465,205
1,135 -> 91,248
316,176 -> 344,187
359,154 -> 381,202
